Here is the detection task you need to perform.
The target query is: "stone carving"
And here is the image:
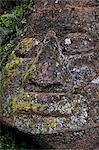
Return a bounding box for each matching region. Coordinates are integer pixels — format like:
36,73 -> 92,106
1,0 -> 99,149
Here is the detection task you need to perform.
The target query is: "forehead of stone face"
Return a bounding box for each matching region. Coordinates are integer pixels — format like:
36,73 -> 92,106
27,1 -> 99,40
26,3 -> 99,60
34,0 -> 99,5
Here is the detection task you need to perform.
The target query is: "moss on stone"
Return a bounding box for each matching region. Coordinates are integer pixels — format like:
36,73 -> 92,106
0,0 -> 31,68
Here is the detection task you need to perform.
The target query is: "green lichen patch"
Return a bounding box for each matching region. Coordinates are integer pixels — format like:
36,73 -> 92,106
8,90 -> 44,113
22,59 -> 38,79
43,117 -> 56,129
70,101 -> 80,114
22,42 -> 43,79
4,53 -> 20,78
15,37 -> 34,54
18,38 -> 33,47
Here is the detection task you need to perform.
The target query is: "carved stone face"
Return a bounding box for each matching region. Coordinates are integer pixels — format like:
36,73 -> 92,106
2,0 -> 99,134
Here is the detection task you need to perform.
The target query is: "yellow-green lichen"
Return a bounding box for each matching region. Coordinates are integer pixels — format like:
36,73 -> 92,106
73,83 -> 84,93
15,37 -> 40,53
73,83 -> 81,89
15,37 -> 34,55
31,103 -> 44,113
22,59 -> 38,79
4,53 -> 20,78
22,43 -> 43,79
19,38 -> 33,47
70,94 -> 83,113
70,101 -> 80,113
43,117 -> 56,129
10,97 -> 18,105
2,53 -> 20,87
18,90 -> 32,101
9,90 -> 44,113
13,101 -> 31,112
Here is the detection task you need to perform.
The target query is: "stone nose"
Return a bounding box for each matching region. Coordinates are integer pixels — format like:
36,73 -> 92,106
32,32 -> 61,84
26,57 -> 64,92
37,62 -> 57,85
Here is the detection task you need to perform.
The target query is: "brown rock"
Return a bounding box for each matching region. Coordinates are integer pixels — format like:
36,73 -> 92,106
1,0 -> 99,149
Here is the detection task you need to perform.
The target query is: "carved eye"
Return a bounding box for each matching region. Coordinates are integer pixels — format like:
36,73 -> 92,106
14,38 -> 40,58
61,32 -> 94,56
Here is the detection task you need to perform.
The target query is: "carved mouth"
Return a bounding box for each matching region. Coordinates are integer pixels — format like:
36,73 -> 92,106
12,89 -> 81,118
13,90 -> 90,133
23,78 -> 69,93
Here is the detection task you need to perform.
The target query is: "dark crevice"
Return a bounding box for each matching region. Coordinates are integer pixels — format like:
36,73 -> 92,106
14,51 -> 26,58
62,48 -> 96,56
17,110 -> 70,118
24,78 -> 63,92
28,78 -> 62,87
63,26 -> 88,33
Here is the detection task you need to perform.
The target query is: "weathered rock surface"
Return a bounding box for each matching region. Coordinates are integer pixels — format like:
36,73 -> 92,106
1,0 -> 99,149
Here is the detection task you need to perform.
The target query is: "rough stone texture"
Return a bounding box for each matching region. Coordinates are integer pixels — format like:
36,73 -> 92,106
1,0 -> 99,149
